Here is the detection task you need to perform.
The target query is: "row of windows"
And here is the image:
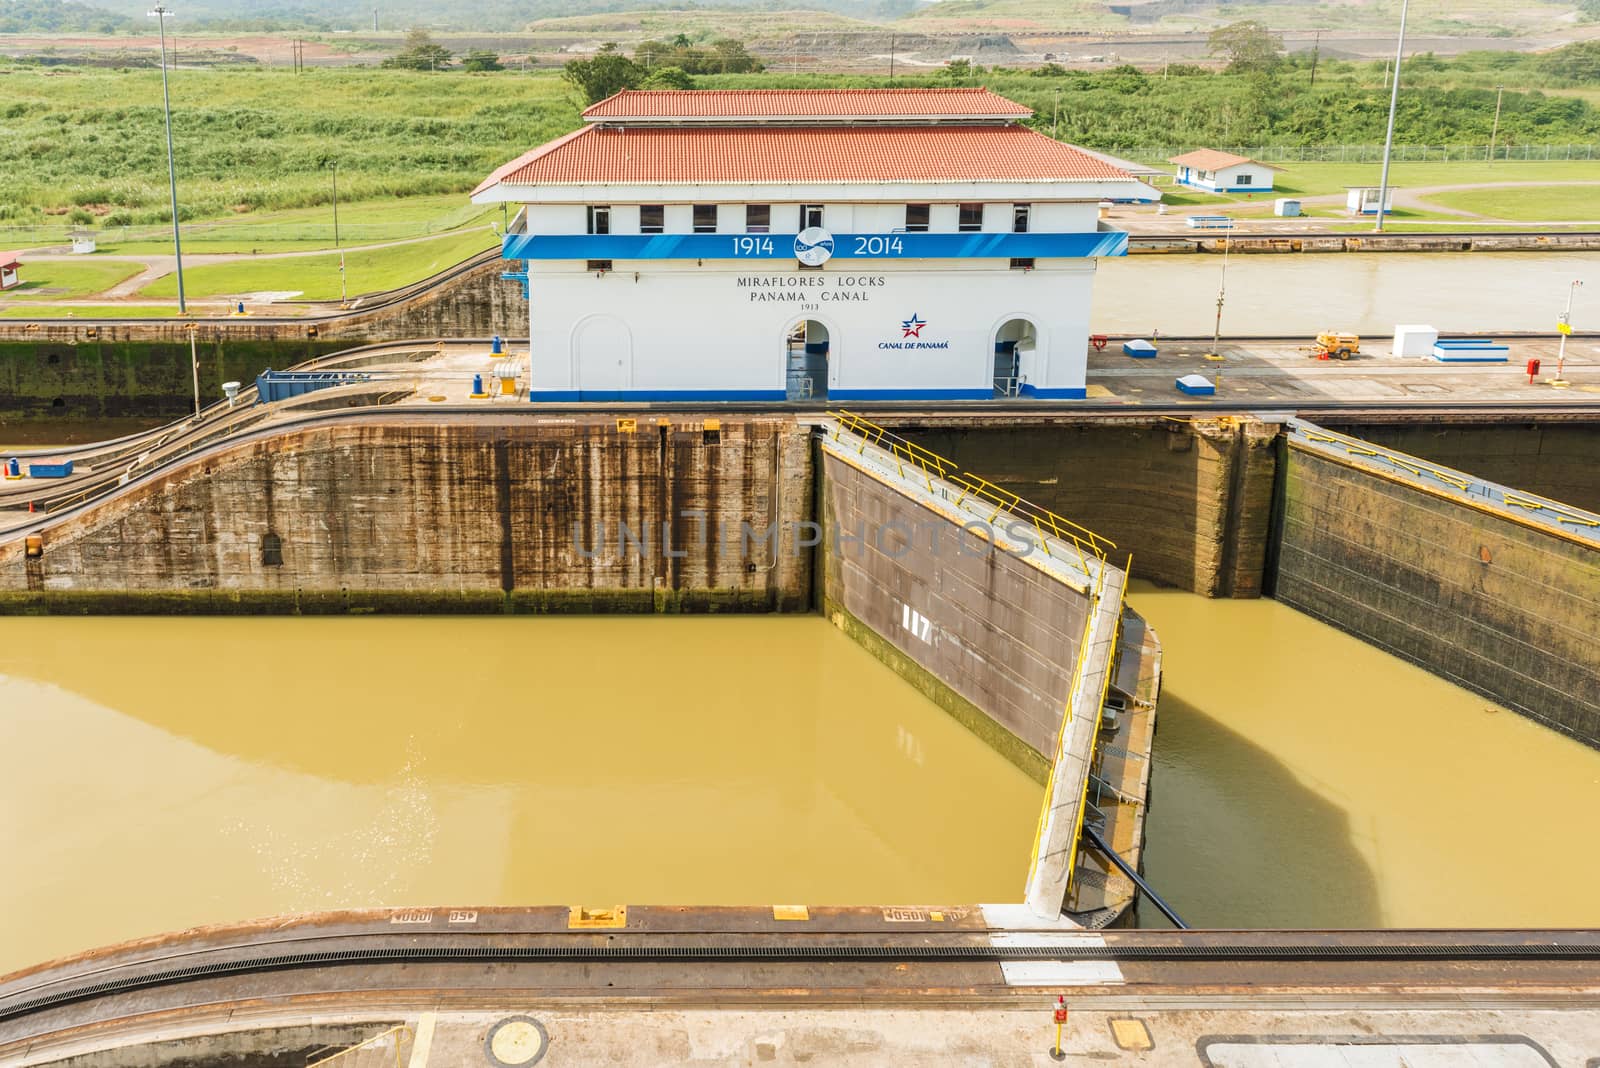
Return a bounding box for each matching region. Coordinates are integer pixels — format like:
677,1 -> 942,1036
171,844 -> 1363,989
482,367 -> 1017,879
585,203 -> 1035,236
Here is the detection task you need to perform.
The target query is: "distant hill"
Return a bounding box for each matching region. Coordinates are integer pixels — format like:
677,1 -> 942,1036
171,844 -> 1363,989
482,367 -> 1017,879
0,0 -> 134,34
57,0 -> 921,34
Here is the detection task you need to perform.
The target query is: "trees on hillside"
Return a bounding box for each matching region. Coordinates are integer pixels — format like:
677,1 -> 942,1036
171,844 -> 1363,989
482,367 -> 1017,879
1208,20 -> 1284,74
382,28 -> 453,70
462,49 -> 504,72
631,37 -> 762,74
563,44 -> 642,103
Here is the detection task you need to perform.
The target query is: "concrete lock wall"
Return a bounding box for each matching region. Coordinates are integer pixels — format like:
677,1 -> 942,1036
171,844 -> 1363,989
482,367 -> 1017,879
819,439 -> 1093,778
0,417 -> 813,613
1274,429 -> 1600,745
906,417 -> 1279,597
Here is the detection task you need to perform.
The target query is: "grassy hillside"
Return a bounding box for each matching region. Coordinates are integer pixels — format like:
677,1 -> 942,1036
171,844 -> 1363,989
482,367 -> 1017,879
2,55 -> 1597,234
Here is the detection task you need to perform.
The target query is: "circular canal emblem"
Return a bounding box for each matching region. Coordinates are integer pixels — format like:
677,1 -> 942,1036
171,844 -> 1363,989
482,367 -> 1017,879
794,226 -> 835,267
484,1015 -> 549,1066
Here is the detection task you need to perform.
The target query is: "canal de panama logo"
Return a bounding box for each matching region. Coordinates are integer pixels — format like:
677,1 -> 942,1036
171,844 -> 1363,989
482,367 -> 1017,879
901,312 -> 926,338
794,226 -> 834,267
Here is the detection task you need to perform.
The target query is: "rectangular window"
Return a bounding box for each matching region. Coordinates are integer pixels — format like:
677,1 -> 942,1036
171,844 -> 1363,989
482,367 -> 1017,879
1009,257 -> 1035,270
801,204 -> 824,230
958,203 -> 984,232
905,203 -> 931,232
586,205 -> 610,235
1012,204 -> 1031,234
693,204 -> 718,233
639,204 -> 664,233
745,204 -> 770,233
1234,173 -> 1254,187
586,259 -> 613,273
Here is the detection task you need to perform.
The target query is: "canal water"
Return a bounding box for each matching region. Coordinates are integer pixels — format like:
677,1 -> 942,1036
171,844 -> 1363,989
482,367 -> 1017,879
1096,251 -> 1600,336
4,597 -> 1599,975
1130,583 -> 1600,930
0,616 -> 1040,976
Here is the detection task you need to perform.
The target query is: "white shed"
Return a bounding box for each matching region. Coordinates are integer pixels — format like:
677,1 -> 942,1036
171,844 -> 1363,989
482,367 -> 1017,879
1347,187 -> 1397,216
1168,150 -> 1277,194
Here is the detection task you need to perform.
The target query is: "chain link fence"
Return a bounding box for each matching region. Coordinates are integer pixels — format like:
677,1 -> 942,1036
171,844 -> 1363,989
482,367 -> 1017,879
1117,143 -> 1600,164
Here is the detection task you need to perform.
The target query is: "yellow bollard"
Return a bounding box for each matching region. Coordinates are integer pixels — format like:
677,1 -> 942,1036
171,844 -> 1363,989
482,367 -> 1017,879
1050,995 -> 1068,1061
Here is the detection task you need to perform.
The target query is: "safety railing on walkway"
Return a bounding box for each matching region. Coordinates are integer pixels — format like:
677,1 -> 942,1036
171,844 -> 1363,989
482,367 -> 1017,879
827,410 -> 1115,572
1288,418 -> 1600,545
307,1024 -> 412,1068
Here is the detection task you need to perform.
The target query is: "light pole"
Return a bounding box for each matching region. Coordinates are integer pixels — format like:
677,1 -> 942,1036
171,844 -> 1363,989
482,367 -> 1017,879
1206,236 -> 1232,392
1374,0 -> 1410,234
148,4 -> 186,314
1053,87 -> 1060,138
1554,280 -> 1582,386
1488,85 -> 1505,165
330,160 -> 340,247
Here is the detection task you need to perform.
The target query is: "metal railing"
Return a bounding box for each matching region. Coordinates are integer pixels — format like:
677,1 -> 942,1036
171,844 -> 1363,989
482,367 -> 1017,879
1288,418 -> 1600,545
307,1025 -> 412,1068
827,409 -> 1114,571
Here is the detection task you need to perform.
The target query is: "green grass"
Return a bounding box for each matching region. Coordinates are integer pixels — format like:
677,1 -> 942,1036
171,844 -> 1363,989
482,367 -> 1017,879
137,227 -> 498,300
0,304 -> 184,318
0,259 -> 142,300
1421,184 -> 1600,222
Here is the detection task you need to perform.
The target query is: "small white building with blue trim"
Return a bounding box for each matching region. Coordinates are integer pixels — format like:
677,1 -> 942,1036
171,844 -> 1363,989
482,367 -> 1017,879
1168,149 -> 1276,194
472,88 -> 1154,402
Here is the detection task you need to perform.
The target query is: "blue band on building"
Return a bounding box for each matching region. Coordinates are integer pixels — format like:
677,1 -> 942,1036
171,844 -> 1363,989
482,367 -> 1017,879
502,231 -> 1128,262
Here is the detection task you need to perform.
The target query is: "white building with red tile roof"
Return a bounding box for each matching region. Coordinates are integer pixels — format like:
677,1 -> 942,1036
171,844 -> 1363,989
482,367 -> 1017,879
473,88 -> 1154,402
1168,149 -> 1278,194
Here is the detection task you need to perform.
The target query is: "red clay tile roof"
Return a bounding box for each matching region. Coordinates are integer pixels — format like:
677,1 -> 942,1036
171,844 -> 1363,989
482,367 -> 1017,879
475,125 -> 1132,192
1168,149 -> 1258,171
581,88 -> 1033,121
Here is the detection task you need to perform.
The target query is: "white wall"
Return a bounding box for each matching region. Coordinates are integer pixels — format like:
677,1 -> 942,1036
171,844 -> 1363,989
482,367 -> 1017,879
526,259 -> 1098,399
523,200 -> 1104,236
1213,163 -> 1273,191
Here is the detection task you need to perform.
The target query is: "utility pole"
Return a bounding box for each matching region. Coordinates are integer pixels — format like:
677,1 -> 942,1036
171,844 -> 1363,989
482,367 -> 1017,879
372,6 -> 377,32
1554,280 -> 1582,386
188,324 -> 200,421
1053,87 -> 1060,138
1489,85 -> 1505,164
1309,29 -> 1320,89
148,4 -> 186,315
330,160 -> 340,248
1374,0 -> 1410,234
1206,236 -> 1231,393
889,34 -> 895,80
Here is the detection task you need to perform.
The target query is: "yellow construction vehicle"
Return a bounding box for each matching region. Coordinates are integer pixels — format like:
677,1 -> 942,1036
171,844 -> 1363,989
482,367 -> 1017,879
1313,331 -> 1360,360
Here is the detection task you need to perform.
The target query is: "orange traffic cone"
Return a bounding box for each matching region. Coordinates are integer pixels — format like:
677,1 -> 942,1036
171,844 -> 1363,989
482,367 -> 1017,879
28,500 -> 35,513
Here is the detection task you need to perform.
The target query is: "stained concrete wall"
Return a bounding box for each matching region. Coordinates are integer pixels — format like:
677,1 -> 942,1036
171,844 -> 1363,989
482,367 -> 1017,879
819,445 -> 1092,779
907,417 -> 1279,597
0,255 -> 523,419
1275,441 -> 1600,745
0,416 -> 812,613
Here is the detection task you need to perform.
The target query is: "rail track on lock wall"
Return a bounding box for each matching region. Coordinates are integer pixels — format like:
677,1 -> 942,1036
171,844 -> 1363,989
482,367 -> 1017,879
1,914 -> 1597,1044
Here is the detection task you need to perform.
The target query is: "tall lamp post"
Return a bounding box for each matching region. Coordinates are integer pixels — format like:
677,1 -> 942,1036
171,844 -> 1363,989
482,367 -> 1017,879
1374,0 -> 1410,234
1554,280 -> 1583,386
1488,85 -> 1505,165
148,4 -> 186,314
330,161 -> 347,306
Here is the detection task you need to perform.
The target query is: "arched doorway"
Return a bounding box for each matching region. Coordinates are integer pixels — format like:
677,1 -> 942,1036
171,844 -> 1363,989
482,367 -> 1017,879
786,319 -> 831,401
572,314 -> 631,400
992,318 -> 1036,397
